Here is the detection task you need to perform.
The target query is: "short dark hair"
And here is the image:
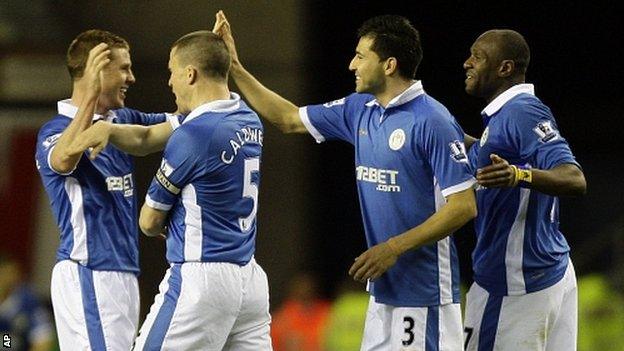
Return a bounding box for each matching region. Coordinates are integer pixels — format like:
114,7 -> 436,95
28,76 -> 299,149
67,29 -> 129,80
485,29 -> 531,75
172,30 -> 230,80
357,15 -> 422,79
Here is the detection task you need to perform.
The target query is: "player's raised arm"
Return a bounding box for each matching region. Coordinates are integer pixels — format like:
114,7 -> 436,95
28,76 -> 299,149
50,43 -> 110,173
70,120 -> 174,159
213,10 -> 306,134
476,153 -> 586,196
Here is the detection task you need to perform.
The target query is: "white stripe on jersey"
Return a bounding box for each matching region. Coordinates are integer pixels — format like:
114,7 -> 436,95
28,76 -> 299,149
182,185 -> 203,261
434,177 -> 453,304
506,188 -> 530,295
64,177 -> 88,264
299,107 -> 325,143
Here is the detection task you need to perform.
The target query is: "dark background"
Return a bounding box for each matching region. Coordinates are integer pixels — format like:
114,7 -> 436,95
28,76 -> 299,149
304,1 -> 623,298
1,0 -> 622,317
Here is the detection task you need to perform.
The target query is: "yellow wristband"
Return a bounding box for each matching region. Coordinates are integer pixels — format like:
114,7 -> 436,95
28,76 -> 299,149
509,165 -> 520,187
516,166 -> 532,184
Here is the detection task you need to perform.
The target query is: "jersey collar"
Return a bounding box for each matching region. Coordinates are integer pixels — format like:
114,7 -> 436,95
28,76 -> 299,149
482,83 -> 535,117
183,92 -> 241,125
365,80 -> 425,109
57,99 -> 116,122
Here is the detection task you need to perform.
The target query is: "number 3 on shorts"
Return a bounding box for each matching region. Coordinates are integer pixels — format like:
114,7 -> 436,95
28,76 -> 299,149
402,316 -> 415,346
239,158 -> 260,232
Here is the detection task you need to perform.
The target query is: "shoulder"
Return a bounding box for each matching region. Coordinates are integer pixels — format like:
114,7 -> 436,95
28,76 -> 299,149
408,94 -> 457,128
501,94 -> 553,122
37,115 -> 68,146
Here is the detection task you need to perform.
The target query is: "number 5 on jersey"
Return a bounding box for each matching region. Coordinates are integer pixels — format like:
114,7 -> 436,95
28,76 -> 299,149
239,158 -> 260,231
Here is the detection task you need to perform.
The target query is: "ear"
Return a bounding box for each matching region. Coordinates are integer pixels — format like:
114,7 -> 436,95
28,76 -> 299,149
498,60 -> 515,78
185,65 -> 198,84
384,57 -> 398,76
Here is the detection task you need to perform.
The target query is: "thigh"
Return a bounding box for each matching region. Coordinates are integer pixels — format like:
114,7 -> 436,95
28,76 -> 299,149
52,261 -> 138,351
463,283 -> 492,351
391,304 -> 460,351
360,296 -> 391,351
134,263 -> 243,351
494,281 -> 569,351
223,260 -> 272,351
92,269 -> 140,351
546,261 -> 577,351
51,261 -> 91,351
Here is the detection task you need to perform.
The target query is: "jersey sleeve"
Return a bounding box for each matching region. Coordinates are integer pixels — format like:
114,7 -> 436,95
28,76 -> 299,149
420,116 -> 476,197
299,93 -> 364,144
511,107 -> 580,170
145,127 -> 204,210
115,108 -> 181,129
35,121 -> 74,176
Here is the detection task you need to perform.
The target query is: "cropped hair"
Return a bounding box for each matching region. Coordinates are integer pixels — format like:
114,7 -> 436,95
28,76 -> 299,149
67,29 -> 129,80
172,30 -> 230,80
358,15 -> 422,79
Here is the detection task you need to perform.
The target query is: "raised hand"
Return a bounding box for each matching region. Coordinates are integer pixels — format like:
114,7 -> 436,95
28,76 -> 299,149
83,43 -> 111,98
476,153 -> 515,187
212,10 -> 240,66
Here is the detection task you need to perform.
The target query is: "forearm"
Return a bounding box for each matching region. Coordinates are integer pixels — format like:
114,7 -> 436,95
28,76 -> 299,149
51,95 -> 98,172
230,62 -> 305,133
109,123 -> 171,156
390,190 -> 476,254
527,163 -> 586,196
139,204 -> 167,237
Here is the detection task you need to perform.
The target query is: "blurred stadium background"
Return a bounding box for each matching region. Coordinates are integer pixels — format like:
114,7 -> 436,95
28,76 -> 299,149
1,1 -> 622,349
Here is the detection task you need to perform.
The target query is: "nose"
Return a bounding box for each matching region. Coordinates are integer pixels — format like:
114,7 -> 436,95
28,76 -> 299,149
463,57 -> 472,70
127,69 -> 136,84
348,56 -> 357,72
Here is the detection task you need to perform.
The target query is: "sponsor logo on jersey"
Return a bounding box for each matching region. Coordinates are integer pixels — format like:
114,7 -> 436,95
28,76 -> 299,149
388,129 -> 406,151
449,140 -> 468,163
480,126 -> 489,146
323,98 -> 345,108
221,126 -> 263,165
106,173 -> 134,197
533,121 -> 559,143
42,133 -> 62,149
356,165 -> 400,192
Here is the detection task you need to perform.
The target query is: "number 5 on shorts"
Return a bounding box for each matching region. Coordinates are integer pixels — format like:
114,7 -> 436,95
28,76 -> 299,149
239,158 -> 260,231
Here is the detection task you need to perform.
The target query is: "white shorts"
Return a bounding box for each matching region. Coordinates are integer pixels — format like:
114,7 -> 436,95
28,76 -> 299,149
133,258 -> 272,351
360,296 -> 463,351
50,260 -> 140,351
464,260 -> 577,351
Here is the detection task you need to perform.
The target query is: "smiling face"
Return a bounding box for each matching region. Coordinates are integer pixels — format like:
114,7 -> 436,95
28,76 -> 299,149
98,48 -> 135,111
348,36 -> 387,95
463,35 -> 505,101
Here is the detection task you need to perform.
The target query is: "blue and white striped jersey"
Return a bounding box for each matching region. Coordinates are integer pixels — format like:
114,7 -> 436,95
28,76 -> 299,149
300,81 -> 475,307
146,93 -> 263,265
35,100 -> 172,273
468,84 -> 580,296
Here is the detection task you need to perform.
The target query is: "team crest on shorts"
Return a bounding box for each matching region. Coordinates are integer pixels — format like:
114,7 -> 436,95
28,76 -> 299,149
533,121 -> 559,143
389,129 -> 406,150
480,127 -> 489,146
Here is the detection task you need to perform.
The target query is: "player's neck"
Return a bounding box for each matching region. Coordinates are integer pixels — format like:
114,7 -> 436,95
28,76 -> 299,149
188,82 -> 231,112
376,78 -> 414,108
